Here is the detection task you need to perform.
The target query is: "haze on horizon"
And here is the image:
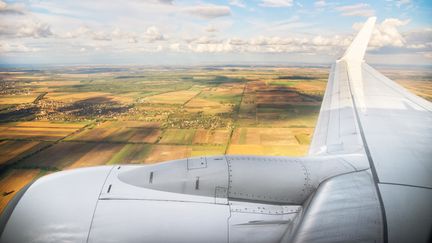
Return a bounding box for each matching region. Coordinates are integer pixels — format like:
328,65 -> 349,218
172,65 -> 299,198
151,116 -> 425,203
0,0 -> 431,66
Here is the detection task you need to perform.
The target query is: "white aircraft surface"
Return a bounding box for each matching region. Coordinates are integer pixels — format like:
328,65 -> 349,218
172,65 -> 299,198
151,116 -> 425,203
0,17 -> 431,243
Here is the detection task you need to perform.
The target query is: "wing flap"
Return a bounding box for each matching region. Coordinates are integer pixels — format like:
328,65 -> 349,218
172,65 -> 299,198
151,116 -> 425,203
309,61 -> 363,155
353,63 -> 432,188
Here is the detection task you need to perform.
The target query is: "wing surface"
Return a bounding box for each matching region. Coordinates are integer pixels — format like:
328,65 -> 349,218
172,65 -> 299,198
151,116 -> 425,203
309,17 -> 432,188
309,16 -> 432,243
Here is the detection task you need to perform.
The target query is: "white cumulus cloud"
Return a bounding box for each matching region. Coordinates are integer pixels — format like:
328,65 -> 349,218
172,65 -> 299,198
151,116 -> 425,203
260,0 -> 294,8
229,0 -> 246,8
315,0 -> 326,7
336,3 -> 375,17
366,18 -> 410,48
184,5 -> 231,19
0,0 -> 24,15
144,26 -> 165,42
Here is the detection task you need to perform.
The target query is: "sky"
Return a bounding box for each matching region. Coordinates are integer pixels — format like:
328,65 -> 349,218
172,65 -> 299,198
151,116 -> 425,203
0,0 -> 431,66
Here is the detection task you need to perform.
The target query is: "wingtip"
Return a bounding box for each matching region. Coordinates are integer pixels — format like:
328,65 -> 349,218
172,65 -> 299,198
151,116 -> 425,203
341,17 -> 377,63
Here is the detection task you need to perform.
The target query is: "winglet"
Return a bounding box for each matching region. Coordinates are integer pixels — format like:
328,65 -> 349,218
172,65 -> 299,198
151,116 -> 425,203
341,17 -> 376,63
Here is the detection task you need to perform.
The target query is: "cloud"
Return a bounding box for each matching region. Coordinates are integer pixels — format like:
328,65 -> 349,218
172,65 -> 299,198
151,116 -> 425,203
169,43 -> 182,52
187,36 -> 223,45
260,0 -> 294,8
390,0 -> 411,7
62,26 -> 90,39
177,33 -> 351,54
336,3 -> 375,17
405,28 -> 432,46
176,21 -> 427,55
0,42 -> 39,53
144,26 -> 164,42
188,40 -> 233,53
92,31 -> 112,41
184,5 -> 231,19
205,26 -> 218,32
353,18 -> 432,57
422,52 -> 432,59
0,1 -> 53,39
60,25 -> 148,44
0,0 -> 24,15
229,0 -> 246,8
0,21 -> 53,38
315,0 -> 326,7
401,28 -> 432,53
367,18 -> 410,48
157,0 -> 174,4
0,0 -> 429,65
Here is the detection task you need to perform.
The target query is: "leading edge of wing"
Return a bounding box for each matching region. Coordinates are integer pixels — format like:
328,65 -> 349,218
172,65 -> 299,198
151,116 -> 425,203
341,17 -> 376,64
308,17 -> 376,156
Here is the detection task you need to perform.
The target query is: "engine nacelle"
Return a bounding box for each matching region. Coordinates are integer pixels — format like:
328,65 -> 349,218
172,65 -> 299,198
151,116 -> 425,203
0,154 -> 369,243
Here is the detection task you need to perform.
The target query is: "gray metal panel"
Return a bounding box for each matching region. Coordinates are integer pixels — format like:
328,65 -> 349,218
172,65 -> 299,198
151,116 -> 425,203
229,201 -> 301,243
291,170 -> 384,243
308,64 -> 336,155
88,200 -> 230,243
348,63 -> 432,188
117,156 -> 228,198
226,155 -> 356,205
309,62 -> 364,156
379,183 -> 432,243
0,166 -> 113,243
101,157 -> 229,204
227,156 -> 310,204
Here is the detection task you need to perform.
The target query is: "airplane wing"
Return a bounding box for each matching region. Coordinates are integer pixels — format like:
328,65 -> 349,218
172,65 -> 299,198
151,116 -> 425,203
309,17 -> 432,243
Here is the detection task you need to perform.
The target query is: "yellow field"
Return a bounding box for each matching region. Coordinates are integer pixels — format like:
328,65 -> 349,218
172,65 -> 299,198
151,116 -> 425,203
141,144 -> 226,163
66,143 -> 124,169
255,111 -> 318,127
107,144 -> 152,164
215,83 -> 244,95
232,127 -> 307,145
396,80 -> 432,101
159,129 -> 195,145
192,129 -> 230,145
0,141 -> 47,166
0,121 -> 86,140
67,121 -> 161,143
28,80 -> 82,86
185,98 -> 232,114
227,144 -> 309,156
45,92 -> 134,104
19,142 -> 97,169
9,121 -> 86,128
144,145 -> 191,163
190,145 -> 225,157
0,169 -> 40,213
143,90 -> 200,104
0,94 -> 39,105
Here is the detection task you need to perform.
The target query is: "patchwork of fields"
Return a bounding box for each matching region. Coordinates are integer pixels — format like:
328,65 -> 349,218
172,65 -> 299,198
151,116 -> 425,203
0,65 -> 431,213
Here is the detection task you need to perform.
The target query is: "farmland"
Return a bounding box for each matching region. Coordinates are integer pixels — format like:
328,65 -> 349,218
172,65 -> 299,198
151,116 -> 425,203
0,65 -> 431,212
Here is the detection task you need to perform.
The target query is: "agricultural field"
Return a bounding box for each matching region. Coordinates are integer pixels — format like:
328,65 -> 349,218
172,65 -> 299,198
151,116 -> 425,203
380,67 -> 432,101
65,121 -> 161,143
0,141 -> 51,166
0,64 -> 431,213
0,93 -> 40,105
0,169 -> 41,211
0,121 -> 88,141
143,90 -> 200,105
